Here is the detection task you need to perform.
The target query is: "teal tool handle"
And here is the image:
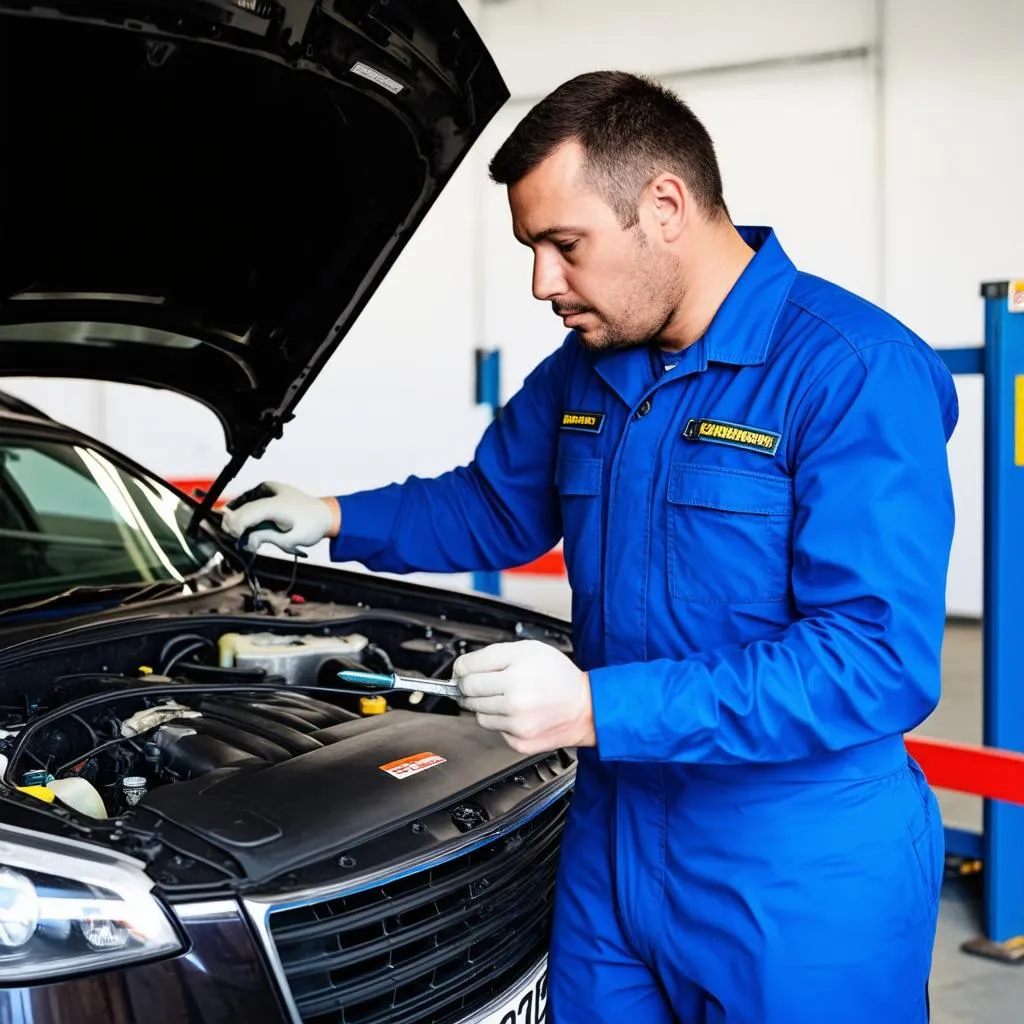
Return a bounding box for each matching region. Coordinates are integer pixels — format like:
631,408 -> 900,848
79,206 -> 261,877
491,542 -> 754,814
337,670 -> 393,688
336,670 -> 461,700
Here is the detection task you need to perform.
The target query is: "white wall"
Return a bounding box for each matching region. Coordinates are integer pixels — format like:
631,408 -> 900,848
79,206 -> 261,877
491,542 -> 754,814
469,0 -> 1024,618
882,0 -> 1024,617
476,0 -> 875,96
4,0 -> 1021,617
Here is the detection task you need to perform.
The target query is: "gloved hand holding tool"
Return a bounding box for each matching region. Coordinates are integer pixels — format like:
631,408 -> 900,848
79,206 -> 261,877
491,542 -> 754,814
221,481 -> 339,555
452,640 -> 595,754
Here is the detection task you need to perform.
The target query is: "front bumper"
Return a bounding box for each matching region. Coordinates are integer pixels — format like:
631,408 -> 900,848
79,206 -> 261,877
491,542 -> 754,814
1,776 -> 570,1024
0,902 -> 292,1024
0,905 -> 548,1024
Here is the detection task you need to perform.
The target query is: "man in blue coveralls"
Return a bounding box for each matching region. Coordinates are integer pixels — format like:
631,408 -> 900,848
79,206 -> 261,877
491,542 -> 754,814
223,72 -> 958,1022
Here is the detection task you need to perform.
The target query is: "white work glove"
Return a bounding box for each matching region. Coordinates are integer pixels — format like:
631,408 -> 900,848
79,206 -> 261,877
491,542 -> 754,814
454,640 -> 595,755
220,481 -> 335,554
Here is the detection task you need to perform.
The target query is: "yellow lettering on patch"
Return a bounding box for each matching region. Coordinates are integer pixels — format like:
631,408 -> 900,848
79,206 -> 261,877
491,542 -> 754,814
684,417 -> 781,456
561,411 -> 606,433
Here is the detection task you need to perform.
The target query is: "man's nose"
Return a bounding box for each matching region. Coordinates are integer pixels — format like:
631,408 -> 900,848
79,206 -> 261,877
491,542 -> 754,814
532,251 -> 567,302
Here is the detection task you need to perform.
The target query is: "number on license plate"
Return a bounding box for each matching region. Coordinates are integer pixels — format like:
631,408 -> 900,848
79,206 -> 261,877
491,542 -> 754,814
478,959 -> 548,1024
499,970 -> 546,1024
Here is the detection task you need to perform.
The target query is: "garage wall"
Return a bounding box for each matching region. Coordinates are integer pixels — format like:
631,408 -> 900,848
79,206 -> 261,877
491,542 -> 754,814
4,0 -> 1020,617
881,0 -> 1024,617
471,0 -> 1023,618
474,0 -> 876,96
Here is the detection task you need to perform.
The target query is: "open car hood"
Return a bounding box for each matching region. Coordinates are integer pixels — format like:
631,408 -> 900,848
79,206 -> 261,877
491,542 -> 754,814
0,0 -> 507,514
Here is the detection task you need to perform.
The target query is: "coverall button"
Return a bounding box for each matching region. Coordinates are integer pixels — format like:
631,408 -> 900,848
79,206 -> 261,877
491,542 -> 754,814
636,399 -> 652,419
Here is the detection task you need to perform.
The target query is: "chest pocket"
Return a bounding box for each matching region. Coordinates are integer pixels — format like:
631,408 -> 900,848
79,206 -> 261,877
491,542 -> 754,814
667,462 -> 793,604
556,456 -> 603,597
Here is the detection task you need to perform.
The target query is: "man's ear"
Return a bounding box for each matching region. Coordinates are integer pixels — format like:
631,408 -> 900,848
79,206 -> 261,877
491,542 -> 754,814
648,173 -> 688,242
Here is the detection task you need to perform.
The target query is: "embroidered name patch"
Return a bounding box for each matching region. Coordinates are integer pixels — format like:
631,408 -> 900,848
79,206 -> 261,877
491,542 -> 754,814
683,418 -> 781,456
561,411 -> 605,433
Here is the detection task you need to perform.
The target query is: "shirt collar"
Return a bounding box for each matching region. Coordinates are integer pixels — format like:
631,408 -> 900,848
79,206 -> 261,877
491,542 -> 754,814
591,226 -> 797,407
703,226 -> 797,367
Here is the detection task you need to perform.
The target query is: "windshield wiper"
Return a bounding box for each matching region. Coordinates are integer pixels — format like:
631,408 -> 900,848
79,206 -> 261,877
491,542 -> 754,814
0,582 -> 170,620
0,566 -> 229,621
112,579 -> 196,607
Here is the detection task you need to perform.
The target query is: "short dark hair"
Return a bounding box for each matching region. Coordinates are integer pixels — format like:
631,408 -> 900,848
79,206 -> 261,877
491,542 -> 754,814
489,70 -> 728,226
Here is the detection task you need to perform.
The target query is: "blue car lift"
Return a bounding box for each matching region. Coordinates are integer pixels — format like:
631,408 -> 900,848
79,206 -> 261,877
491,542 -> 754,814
472,282 -> 1024,954
939,280 -> 1024,960
473,348 -> 503,597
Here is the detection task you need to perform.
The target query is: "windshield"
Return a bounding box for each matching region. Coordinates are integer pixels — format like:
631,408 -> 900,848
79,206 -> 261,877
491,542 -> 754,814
0,436 -> 219,606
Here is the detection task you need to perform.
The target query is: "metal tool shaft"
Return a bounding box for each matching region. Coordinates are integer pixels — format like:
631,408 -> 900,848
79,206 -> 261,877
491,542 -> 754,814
337,670 -> 461,700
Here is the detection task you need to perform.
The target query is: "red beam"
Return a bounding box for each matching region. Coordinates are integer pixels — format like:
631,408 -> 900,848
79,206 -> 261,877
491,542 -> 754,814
905,735 -> 1024,805
507,548 -> 567,577
167,477 -> 227,508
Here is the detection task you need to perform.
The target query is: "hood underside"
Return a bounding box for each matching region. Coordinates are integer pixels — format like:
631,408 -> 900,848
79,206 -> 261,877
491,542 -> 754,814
0,0 -> 507,509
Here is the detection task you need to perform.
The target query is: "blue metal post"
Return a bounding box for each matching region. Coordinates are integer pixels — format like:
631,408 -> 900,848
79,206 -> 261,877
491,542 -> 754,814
940,347 -> 984,375
472,348 -> 502,596
937,286 -> 1024,959
935,346 -> 986,875
980,280 -> 1024,946
943,826 -> 983,862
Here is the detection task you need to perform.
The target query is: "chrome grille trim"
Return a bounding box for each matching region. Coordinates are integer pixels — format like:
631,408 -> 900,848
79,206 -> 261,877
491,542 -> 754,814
243,770 -> 574,1024
172,899 -> 242,921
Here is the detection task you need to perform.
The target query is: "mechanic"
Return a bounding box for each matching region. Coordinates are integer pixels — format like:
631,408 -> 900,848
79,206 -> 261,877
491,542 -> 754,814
223,71 -> 958,1023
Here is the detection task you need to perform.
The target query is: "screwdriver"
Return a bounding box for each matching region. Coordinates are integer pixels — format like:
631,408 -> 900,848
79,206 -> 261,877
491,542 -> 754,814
336,670 -> 462,700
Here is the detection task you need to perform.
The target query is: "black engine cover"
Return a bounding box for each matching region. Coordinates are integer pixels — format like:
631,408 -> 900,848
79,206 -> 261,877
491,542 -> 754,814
134,706 -> 541,882
153,691 -> 362,775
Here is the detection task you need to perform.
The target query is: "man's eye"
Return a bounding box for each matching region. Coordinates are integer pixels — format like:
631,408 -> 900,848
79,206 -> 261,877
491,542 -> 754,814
557,240 -> 578,255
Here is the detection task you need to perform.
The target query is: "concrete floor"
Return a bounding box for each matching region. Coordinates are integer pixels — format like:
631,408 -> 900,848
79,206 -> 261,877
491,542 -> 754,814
493,582 -> 1024,1022
915,622 -> 985,834
915,622 -> 1024,1024
931,881 -> 1024,1023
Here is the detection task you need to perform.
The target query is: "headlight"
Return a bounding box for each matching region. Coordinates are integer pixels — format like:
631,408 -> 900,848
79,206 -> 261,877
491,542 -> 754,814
0,824 -> 182,981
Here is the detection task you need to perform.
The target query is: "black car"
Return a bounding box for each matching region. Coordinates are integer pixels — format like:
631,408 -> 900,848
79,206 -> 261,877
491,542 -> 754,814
0,4 -> 575,1022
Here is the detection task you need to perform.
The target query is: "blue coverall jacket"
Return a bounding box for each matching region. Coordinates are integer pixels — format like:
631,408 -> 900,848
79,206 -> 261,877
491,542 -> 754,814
332,227 -> 959,1023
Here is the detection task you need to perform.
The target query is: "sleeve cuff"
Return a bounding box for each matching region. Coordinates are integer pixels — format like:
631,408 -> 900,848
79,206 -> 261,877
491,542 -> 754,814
328,486 -> 402,564
588,662 -> 672,762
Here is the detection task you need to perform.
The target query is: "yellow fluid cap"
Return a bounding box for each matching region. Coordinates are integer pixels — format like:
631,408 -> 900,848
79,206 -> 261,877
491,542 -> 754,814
138,665 -> 153,675
359,696 -> 388,716
16,785 -> 55,803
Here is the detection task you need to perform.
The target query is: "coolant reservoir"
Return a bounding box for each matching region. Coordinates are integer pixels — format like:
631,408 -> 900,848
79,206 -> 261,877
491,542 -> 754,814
218,632 -> 369,686
46,777 -> 107,819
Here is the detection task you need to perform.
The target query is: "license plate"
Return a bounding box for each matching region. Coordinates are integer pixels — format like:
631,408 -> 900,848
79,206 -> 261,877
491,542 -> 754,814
470,955 -> 548,1024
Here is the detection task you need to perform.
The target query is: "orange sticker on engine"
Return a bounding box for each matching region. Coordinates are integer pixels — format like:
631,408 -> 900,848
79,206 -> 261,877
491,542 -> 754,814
379,752 -> 447,780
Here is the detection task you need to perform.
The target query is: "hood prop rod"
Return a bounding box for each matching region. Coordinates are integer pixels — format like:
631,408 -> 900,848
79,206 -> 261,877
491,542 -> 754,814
185,453 -> 246,537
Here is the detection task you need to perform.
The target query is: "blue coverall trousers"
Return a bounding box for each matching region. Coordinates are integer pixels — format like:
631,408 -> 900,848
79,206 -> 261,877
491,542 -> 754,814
548,742 -> 944,1023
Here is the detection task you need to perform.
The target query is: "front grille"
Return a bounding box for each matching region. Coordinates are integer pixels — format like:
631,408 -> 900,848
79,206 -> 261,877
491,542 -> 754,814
268,794 -> 570,1024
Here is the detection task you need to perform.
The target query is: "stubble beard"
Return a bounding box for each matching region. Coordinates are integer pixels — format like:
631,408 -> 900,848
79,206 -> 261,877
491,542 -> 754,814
575,236 -> 682,353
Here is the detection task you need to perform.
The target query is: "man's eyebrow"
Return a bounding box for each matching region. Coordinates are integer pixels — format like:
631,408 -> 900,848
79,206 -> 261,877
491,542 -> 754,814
522,225 -> 583,244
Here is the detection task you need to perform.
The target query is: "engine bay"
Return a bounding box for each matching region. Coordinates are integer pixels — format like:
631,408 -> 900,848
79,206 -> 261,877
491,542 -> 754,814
0,598 -> 560,826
